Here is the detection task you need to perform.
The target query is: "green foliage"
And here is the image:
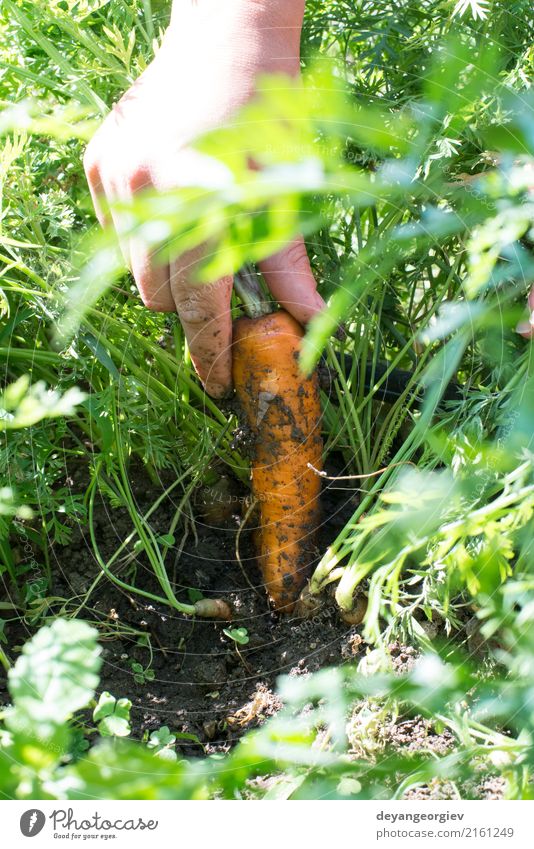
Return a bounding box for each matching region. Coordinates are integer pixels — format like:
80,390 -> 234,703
7,619 -> 101,732
147,726 -> 178,762
1,0 -> 534,802
0,376 -> 85,429
2,601 -> 534,799
0,0 -> 247,613
0,619 -> 101,792
93,691 -> 132,738
223,627 -> 250,646
130,660 -> 155,685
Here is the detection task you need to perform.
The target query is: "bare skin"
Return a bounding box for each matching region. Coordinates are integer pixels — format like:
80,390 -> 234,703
83,0 -> 324,397
517,287 -> 534,338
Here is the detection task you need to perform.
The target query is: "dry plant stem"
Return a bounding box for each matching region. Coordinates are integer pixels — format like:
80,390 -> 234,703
307,461 -> 416,481
235,645 -> 254,674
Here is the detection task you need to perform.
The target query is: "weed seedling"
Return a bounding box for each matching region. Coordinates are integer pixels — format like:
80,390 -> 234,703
223,627 -> 251,673
130,660 -> 155,686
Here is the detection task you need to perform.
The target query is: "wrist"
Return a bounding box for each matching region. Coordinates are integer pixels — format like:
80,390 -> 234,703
171,1 -> 306,28
165,0 -> 305,76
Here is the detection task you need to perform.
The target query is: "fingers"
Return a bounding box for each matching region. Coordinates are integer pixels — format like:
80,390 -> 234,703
129,241 -> 175,312
258,236 -> 326,326
84,135 -> 131,264
516,319 -> 534,338
83,148 -> 111,231
85,140 -> 175,311
517,286 -> 534,338
84,129 -> 323,398
170,249 -> 234,397
125,162 -> 175,311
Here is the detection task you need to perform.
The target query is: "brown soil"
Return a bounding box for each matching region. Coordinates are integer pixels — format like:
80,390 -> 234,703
0,455 -> 504,798
37,455 -> 361,756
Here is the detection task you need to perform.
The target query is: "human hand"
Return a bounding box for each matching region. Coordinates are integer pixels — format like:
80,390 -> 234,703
517,287 -> 534,338
83,0 -> 324,397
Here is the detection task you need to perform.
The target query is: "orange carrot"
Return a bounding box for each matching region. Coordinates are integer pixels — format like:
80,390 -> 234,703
232,305 -> 323,612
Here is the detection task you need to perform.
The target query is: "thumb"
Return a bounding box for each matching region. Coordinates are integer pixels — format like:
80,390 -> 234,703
258,236 -> 325,326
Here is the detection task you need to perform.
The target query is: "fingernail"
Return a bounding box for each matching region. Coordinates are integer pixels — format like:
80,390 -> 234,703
516,321 -> 533,337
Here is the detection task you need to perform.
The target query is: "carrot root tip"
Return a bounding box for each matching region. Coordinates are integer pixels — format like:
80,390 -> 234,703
193,598 -> 233,620
339,594 -> 368,626
293,584 -> 324,619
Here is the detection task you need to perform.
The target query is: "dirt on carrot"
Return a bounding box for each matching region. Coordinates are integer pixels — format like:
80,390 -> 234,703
232,310 -> 323,612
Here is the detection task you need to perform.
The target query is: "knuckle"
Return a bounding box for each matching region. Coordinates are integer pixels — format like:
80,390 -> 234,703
178,301 -> 211,325
172,277 -> 231,326
283,239 -> 309,269
126,162 -> 152,192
